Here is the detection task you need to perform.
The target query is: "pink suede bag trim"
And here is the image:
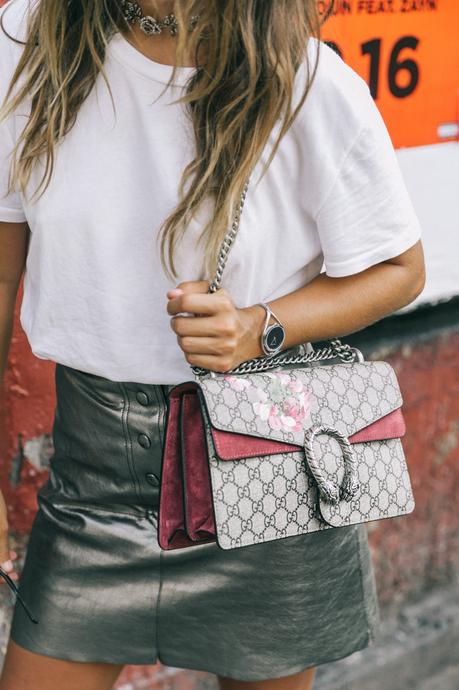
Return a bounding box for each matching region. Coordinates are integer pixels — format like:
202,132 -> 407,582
181,393 -> 216,541
158,397 -> 192,549
159,384 -> 216,549
211,407 -> 406,461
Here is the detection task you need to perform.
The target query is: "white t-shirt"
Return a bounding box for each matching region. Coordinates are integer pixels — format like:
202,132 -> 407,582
0,0 -> 422,385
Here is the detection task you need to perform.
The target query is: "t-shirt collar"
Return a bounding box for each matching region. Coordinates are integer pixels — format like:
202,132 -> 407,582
108,30 -> 196,86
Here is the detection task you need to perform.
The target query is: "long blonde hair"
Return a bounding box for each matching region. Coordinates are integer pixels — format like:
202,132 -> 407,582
0,0 -> 334,279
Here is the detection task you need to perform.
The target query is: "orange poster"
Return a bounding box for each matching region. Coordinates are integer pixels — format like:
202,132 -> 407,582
320,0 -> 459,148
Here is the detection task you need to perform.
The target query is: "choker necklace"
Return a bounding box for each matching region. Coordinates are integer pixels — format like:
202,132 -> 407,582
120,1 -> 200,36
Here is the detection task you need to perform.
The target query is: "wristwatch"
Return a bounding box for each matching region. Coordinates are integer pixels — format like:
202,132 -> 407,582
257,302 -> 286,357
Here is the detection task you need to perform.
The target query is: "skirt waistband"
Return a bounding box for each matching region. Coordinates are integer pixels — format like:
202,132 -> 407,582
58,363 -> 176,397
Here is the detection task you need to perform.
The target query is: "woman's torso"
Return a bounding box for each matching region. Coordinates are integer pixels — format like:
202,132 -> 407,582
0,0 -> 390,384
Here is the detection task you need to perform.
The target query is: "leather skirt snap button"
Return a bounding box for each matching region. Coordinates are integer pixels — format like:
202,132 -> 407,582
137,433 -> 151,449
145,472 -> 159,487
136,391 -> 150,406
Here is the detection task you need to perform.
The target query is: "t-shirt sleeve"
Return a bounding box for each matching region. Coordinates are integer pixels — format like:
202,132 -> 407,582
314,92 -> 422,278
0,3 -> 27,223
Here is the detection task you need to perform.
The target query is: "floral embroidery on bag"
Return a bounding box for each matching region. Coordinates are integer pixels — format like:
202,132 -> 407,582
224,372 -> 313,432
223,375 -> 252,392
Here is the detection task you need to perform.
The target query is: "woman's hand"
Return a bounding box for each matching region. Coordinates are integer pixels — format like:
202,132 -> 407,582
167,281 -> 265,373
0,489 -> 18,583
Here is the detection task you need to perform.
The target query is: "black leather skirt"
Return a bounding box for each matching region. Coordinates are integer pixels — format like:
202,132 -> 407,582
9,362 -> 381,681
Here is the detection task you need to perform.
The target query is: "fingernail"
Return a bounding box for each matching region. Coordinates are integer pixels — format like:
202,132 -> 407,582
10,550 -> 17,559
167,288 -> 183,298
1,560 -> 13,571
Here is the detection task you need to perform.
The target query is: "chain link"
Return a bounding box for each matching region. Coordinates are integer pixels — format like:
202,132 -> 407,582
192,339 -> 362,377
208,180 -> 250,294
191,180 -> 363,377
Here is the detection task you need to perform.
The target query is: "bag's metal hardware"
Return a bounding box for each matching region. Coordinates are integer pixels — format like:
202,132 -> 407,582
350,347 -> 365,363
303,424 -> 360,505
192,341 -> 364,378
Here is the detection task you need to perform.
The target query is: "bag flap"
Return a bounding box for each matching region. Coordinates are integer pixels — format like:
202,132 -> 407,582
197,360 -> 404,451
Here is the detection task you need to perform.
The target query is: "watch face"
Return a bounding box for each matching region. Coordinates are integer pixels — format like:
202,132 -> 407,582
265,324 -> 285,352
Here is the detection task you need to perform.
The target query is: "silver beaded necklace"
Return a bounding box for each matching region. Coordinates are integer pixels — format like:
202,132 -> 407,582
120,1 -> 200,37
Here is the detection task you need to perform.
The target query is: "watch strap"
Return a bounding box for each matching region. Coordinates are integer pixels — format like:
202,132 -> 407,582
258,302 -> 282,328
257,302 -> 286,356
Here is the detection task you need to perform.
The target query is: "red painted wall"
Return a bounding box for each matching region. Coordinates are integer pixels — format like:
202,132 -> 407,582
366,333 -> 459,609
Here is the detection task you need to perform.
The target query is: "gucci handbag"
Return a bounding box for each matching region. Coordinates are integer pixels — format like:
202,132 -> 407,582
158,180 -> 415,551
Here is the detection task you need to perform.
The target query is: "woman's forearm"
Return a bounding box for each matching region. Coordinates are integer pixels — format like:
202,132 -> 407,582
0,288 -> 16,384
240,244 -> 425,362
168,240 -> 425,372
0,222 -> 29,384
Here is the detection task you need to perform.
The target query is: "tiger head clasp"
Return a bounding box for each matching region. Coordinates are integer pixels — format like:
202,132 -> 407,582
303,424 -> 360,506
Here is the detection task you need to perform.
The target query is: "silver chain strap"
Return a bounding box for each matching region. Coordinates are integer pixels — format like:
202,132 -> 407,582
191,179 -> 363,377
207,180 -> 250,294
